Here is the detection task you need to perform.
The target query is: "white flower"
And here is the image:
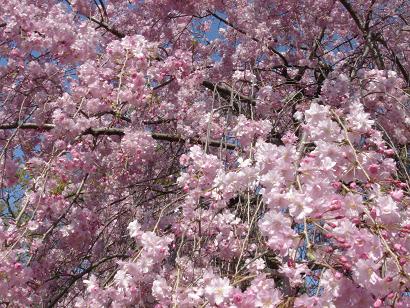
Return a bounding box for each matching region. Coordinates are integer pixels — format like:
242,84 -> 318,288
127,220 -> 141,238
204,277 -> 233,305
294,111 -> 304,121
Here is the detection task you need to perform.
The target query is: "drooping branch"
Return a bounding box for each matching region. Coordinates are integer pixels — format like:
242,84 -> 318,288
0,123 -> 237,150
377,36 -> 410,84
45,254 -> 130,308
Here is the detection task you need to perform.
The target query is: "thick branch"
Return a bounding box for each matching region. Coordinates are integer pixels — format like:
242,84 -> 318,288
202,80 -> 256,107
0,123 -> 236,150
338,0 -> 385,69
88,17 -> 125,38
338,0 -> 365,32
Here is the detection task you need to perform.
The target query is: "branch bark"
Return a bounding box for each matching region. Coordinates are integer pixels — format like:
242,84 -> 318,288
0,123 -> 237,150
45,254 -> 129,308
207,11 -> 290,68
338,0 -> 385,70
202,80 -> 256,107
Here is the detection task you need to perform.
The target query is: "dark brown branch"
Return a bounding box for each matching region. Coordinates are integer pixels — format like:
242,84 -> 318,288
153,77 -> 175,90
208,11 -> 290,68
98,0 -> 108,19
143,118 -> 176,125
202,80 -> 256,107
338,0 -> 364,32
377,36 -> 410,84
338,0 -> 385,70
0,123 -> 237,150
62,0 -> 125,38
0,123 -> 55,130
152,77 -> 257,109
46,255 -> 129,308
88,17 -> 125,38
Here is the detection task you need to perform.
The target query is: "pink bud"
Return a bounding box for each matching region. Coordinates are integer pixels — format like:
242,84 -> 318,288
233,293 -> 243,304
373,299 -> 383,307
360,253 -> 369,259
313,212 -> 323,219
343,262 -> 352,270
399,182 -> 407,188
349,182 -> 357,189
351,217 -> 361,224
327,222 -> 337,228
370,208 -> 377,219
324,246 -> 334,253
384,149 -> 395,156
390,190 -> 403,202
331,182 -> 342,189
330,200 -> 342,211
336,236 -> 346,243
381,230 -> 389,238
339,256 -> 348,262
369,164 -> 379,174
399,257 -> 406,266
401,228 -> 410,235
14,263 -> 22,270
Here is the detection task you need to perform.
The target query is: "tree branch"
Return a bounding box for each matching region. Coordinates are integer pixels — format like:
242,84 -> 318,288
0,123 -> 237,150
376,36 -> 410,84
88,16 -> 125,38
338,0 -> 385,70
46,254 -> 129,308
208,11 -> 291,68
202,80 -> 256,107
338,0 -> 365,32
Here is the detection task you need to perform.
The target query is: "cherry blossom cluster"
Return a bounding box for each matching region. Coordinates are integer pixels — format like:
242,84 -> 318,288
0,0 -> 409,307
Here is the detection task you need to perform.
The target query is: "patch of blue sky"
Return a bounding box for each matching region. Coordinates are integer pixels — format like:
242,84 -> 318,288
190,11 -> 228,62
0,57 -> 8,66
59,0 -> 73,12
31,50 -> 41,58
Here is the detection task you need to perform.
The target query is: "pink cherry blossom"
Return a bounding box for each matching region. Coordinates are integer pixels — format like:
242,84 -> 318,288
0,0 -> 409,306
